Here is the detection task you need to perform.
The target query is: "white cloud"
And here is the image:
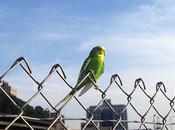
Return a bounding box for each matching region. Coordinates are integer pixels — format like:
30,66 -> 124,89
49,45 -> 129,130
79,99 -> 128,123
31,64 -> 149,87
80,34 -> 175,66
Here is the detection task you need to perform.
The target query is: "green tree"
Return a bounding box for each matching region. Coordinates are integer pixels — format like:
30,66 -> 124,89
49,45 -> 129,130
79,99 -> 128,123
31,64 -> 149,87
0,92 -> 48,118
33,106 -> 48,118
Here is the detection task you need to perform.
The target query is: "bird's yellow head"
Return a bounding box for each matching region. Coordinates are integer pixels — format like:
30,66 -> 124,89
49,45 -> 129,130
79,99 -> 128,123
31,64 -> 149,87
89,46 -> 105,58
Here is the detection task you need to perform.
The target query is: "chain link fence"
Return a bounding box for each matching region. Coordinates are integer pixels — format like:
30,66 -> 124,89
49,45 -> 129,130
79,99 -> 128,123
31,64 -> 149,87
0,57 -> 174,130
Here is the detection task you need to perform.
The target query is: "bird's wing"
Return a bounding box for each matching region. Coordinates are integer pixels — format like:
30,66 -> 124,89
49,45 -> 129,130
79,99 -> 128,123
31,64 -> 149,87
79,57 -> 91,75
75,57 -> 91,89
78,83 -> 93,97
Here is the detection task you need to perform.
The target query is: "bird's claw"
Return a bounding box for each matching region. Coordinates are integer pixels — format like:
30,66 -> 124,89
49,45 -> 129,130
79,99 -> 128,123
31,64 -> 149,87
95,84 -> 99,90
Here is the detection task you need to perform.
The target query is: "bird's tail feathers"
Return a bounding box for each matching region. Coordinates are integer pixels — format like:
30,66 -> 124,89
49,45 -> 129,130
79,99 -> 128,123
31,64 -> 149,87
56,83 -> 93,107
78,83 -> 93,97
56,92 -> 73,107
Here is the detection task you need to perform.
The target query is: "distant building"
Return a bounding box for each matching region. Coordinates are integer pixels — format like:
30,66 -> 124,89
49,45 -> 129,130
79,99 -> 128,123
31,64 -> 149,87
130,129 -> 152,130
47,111 -> 65,130
0,80 -> 17,97
81,99 -> 128,130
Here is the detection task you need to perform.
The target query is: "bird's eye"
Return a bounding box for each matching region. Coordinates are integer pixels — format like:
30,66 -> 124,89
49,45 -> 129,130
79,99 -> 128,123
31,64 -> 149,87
99,49 -> 103,54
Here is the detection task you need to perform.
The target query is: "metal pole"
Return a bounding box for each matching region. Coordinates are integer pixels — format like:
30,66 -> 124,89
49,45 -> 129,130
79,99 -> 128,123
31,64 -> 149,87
153,114 -> 156,130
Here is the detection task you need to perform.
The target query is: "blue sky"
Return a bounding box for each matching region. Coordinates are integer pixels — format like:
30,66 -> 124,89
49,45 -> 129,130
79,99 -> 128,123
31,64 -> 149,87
1,0 -> 175,82
0,0 -> 175,128
0,0 -> 153,69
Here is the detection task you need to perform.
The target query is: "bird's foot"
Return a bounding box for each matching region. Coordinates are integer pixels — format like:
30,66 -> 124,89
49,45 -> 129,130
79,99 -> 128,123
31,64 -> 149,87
94,84 -> 99,90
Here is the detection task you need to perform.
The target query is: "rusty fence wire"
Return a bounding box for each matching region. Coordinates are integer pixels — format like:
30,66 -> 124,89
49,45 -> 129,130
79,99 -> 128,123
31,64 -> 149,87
0,57 -> 174,130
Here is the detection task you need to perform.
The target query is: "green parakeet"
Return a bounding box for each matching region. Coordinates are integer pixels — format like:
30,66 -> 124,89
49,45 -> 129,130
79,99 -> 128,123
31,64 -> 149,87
57,46 -> 105,105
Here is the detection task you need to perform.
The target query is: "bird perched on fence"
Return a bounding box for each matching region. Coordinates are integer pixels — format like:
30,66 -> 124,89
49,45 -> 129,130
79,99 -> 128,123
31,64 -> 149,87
57,46 -> 105,105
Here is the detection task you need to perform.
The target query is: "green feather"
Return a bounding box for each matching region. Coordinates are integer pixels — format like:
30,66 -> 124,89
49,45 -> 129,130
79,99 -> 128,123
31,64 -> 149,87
57,46 -> 105,106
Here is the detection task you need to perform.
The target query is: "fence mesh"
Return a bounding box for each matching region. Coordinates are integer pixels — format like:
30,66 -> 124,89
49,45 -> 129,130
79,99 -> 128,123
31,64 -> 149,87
0,57 -> 174,130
